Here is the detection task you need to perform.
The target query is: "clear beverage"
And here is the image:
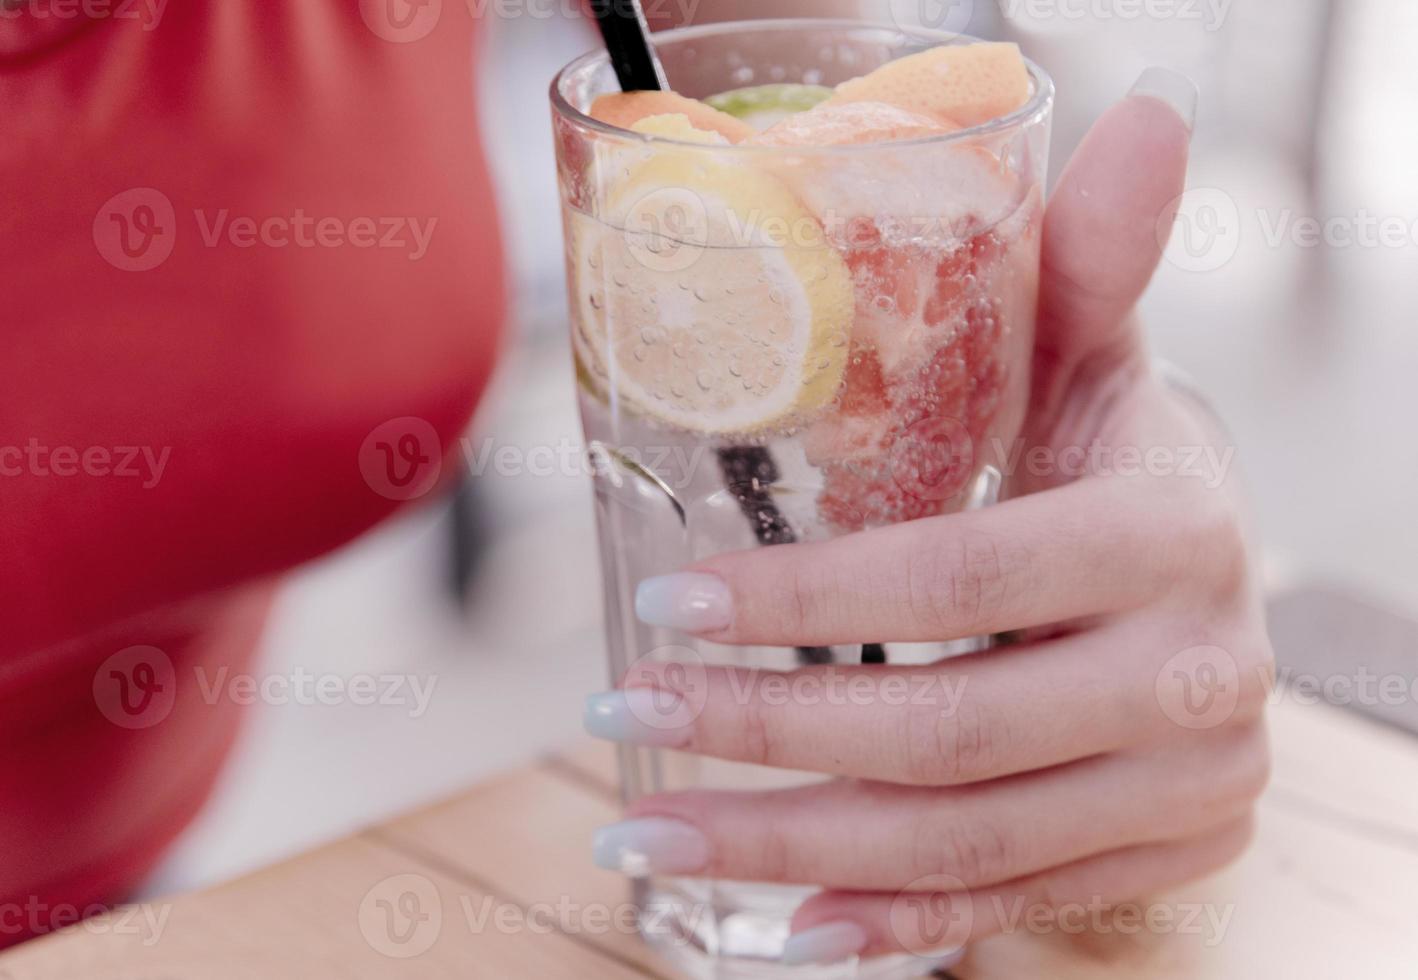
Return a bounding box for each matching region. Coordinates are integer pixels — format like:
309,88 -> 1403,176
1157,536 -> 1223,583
552,20 -> 1052,980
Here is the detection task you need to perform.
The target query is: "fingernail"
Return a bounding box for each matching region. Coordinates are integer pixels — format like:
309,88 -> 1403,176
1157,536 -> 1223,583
584,689 -> 693,747
781,922 -> 870,966
635,573 -> 732,632
1129,66 -> 1198,134
592,818 -> 710,877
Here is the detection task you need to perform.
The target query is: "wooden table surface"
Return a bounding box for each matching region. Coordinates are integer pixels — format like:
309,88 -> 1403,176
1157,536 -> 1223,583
3,699 -> 1416,979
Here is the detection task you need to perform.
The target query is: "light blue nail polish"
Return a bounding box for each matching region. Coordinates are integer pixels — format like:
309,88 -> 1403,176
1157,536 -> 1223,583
584,690 -> 693,748
635,573 -> 733,632
781,922 -> 869,966
592,818 -> 710,877
1129,66 -> 1198,133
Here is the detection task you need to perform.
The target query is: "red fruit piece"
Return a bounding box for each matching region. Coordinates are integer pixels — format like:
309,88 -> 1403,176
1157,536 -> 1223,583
837,344 -> 891,417
923,231 -> 1003,328
816,295 -> 1007,531
802,346 -> 892,473
846,244 -> 925,326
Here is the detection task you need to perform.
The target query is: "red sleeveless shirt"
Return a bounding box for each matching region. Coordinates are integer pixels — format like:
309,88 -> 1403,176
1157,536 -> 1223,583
0,0 -> 504,944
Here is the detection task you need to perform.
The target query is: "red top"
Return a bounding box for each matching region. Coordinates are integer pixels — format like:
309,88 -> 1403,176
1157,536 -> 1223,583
0,1 -> 504,943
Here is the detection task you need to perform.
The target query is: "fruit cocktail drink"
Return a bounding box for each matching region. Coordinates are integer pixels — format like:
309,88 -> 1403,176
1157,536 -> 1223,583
553,19 -> 1053,980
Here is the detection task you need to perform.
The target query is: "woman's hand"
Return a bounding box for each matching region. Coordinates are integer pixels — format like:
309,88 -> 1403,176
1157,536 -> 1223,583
584,69 -> 1274,965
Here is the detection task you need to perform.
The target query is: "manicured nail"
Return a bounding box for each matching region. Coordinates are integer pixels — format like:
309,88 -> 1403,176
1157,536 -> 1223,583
1129,66 -> 1198,134
584,689 -> 693,747
592,818 -> 710,877
781,922 -> 870,966
635,573 -> 732,632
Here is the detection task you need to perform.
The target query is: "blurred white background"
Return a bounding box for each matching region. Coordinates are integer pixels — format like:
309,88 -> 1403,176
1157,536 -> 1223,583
147,0 -> 1418,893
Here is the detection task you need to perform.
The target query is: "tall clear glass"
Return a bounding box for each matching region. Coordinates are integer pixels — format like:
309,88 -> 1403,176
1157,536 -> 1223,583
552,20 -> 1053,979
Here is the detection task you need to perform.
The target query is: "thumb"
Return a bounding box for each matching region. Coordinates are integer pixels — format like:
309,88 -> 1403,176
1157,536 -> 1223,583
1031,67 -> 1197,424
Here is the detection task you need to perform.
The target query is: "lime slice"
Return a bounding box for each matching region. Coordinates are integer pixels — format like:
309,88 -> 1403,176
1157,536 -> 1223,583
569,114 -> 854,436
705,83 -> 833,131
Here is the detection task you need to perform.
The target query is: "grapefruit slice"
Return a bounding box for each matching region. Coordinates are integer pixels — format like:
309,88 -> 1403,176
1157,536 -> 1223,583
826,42 -> 1030,128
569,114 -> 854,436
747,100 -> 1014,258
589,91 -> 756,143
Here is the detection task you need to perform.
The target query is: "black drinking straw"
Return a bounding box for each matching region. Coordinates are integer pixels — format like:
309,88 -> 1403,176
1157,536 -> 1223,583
590,0 -> 667,91
588,1 -> 871,668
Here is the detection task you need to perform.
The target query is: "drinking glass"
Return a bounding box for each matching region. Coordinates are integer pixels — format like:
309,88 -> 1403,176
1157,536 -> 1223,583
552,19 -> 1053,979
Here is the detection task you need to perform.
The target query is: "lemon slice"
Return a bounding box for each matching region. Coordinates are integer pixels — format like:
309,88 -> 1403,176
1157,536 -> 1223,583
570,114 -> 854,436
